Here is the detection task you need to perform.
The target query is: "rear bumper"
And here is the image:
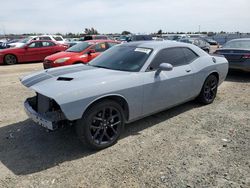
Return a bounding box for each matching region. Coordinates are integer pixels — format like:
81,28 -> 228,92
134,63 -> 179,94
229,61 -> 250,72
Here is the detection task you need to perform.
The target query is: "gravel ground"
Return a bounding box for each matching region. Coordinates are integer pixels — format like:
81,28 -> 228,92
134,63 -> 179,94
0,63 -> 249,188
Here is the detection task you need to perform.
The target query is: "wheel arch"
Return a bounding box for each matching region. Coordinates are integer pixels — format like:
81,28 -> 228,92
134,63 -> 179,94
83,94 -> 130,122
197,71 -> 219,96
208,71 -> 219,82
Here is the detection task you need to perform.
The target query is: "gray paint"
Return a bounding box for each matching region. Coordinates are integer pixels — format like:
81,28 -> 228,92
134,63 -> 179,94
21,41 -> 229,122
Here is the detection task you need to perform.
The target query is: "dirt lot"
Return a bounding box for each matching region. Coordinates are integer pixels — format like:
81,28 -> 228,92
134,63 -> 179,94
0,63 -> 249,188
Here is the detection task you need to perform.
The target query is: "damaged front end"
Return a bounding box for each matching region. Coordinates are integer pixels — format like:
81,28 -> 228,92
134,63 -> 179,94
24,93 -> 68,130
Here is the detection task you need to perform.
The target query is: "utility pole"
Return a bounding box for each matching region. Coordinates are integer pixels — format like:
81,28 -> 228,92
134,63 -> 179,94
198,25 -> 201,34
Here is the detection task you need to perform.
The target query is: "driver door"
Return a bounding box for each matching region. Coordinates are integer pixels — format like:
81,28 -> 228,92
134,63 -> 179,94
23,41 -> 43,62
142,47 -> 195,115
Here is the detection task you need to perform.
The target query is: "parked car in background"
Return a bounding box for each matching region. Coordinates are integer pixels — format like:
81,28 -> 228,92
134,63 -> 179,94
214,38 -> 250,72
162,34 -> 188,41
43,40 -> 119,69
117,35 -> 131,42
0,41 -> 9,49
8,36 -> 37,48
203,38 -> 218,45
79,35 -> 109,41
64,38 -> 82,47
66,41 -> 81,48
179,38 -> 210,53
0,40 -> 67,65
37,35 -> 67,45
118,35 -> 153,42
21,41 -> 228,150
129,35 -> 153,42
8,35 -> 67,48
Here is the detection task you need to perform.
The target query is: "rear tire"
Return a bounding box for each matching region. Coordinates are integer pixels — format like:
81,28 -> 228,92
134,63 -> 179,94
197,74 -> 218,104
4,54 -> 17,65
76,100 -> 125,150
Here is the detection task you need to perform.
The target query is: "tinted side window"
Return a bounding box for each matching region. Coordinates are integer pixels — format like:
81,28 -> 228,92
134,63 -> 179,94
148,48 -> 187,70
182,48 -> 198,63
92,43 -> 108,52
28,42 -> 42,48
42,41 -> 55,47
28,42 -> 36,48
84,36 -> 93,40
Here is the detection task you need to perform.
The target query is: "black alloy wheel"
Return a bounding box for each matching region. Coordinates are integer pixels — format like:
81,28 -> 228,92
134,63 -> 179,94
76,100 -> 124,150
198,74 -> 218,104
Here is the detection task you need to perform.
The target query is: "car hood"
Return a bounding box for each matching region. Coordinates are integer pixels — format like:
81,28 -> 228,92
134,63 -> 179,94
21,64 -> 139,104
45,51 -> 80,61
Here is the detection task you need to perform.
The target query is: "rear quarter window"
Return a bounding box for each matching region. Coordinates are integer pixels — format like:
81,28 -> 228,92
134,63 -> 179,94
182,48 -> 199,63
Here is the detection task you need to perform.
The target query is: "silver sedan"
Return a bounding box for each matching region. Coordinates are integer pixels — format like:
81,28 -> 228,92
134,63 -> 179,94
21,41 -> 228,149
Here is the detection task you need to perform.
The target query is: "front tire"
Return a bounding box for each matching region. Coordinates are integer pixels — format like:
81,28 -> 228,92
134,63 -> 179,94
197,74 -> 218,104
4,54 -> 17,65
76,100 -> 125,150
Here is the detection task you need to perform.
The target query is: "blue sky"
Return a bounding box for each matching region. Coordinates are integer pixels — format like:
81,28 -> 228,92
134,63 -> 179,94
0,0 -> 250,34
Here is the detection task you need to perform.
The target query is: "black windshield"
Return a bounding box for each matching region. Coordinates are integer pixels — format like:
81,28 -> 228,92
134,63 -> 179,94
66,42 -> 91,52
89,46 -> 152,72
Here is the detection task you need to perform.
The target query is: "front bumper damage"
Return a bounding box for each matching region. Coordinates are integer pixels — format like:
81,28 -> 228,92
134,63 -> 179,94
24,94 -> 66,130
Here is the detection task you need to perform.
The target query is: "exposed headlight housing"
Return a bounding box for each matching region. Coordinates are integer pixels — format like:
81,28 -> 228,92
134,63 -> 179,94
54,57 -> 70,63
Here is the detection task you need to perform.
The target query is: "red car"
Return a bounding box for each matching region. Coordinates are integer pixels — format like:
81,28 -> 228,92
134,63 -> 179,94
43,40 -> 119,69
0,40 -> 68,65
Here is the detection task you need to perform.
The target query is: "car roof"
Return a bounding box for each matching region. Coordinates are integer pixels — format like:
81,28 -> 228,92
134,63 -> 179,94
28,40 -> 57,43
120,41 -> 193,50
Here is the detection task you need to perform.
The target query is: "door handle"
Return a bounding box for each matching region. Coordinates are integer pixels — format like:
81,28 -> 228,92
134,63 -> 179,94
186,69 -> 191,73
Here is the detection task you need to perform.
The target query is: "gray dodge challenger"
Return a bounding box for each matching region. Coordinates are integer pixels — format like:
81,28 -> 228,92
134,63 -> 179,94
21,41 -> 228,149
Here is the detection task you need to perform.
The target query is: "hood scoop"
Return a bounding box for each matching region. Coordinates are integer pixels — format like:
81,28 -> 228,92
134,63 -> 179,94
57,77 -> 74,81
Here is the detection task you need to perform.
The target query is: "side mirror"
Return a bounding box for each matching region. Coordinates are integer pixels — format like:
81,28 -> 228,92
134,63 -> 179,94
156,63 -> 173,75
87,49 -> 96,55
24,45 -> 28,49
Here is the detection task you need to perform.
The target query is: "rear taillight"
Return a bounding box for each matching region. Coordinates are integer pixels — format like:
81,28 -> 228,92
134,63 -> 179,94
242,54 -> 250,59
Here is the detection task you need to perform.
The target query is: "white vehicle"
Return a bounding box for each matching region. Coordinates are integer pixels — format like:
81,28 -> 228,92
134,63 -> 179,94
8,36 -> 37,48
8,35 -> 66,48
36,35 -> 66,44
